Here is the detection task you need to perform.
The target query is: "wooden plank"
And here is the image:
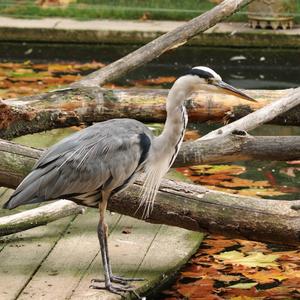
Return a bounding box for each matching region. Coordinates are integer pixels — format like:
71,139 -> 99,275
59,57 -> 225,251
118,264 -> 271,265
69,216 -> 161,300
0,215 -> 74,300
17,210 -> 121,300
133,225 -> 203,297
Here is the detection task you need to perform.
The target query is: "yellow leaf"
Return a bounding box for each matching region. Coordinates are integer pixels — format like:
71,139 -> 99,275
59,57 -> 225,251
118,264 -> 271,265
228,282 -> 258,289
244,269 -> 287,283
237,188 -> 286,197
190,164 -> 246,176
215,251 -> 279,267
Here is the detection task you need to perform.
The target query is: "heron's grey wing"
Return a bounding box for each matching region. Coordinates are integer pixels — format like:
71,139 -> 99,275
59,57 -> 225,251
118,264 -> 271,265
4,119 -> 153,209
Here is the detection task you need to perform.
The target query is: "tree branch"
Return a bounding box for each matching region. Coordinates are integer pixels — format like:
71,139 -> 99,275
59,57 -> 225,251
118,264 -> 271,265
0,200 -> 85,236
174,133 -> 300,167
72,0 -> 254,88
201,87 -> 300,140
1,133 -> 300,189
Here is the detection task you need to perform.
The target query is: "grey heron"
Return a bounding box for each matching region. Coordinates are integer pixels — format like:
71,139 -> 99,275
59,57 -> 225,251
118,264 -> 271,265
3,66 -> 256,296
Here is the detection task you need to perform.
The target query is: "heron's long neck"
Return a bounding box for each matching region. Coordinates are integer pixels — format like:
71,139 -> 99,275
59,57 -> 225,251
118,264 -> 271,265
139,82 -> 188,218
152,86 -> 188,165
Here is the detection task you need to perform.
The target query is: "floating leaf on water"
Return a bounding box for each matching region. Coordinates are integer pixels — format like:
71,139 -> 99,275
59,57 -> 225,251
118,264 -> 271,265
280,167 -> 300,177
219,178 -> 270,188
228,282 -> 258,289
237,188 -> 286,198
184,129 -> 200,141
215,251 -> 279,268
190,164 -> 246,176
133,76 -> 176,86
242,269 -> 287,284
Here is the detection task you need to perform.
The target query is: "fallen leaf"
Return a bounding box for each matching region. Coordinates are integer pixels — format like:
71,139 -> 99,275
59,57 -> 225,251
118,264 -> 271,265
184,129 -> 200,141
220,178 -> 270,188
190,164 -> 246,176
215,251 -> 279,268
280,167 -> 300,177
133,76 -> 176,86
237,188 -> 286,197
228,282 -> 258,289
242,269 -> 287,283
177,279 -> 215,298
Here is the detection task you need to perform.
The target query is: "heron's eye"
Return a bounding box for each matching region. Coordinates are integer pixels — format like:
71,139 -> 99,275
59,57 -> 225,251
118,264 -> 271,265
207,78 -> 214,84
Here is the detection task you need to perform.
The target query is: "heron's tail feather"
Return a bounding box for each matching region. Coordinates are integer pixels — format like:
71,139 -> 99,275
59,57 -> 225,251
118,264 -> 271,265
3,167 -> 53,209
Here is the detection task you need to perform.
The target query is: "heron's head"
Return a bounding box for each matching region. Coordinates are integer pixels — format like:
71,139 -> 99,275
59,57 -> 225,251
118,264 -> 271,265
180,66 -> 256,102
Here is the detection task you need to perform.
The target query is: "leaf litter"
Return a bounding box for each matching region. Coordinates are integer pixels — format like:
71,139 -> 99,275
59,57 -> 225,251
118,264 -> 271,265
160,236 -> 300,299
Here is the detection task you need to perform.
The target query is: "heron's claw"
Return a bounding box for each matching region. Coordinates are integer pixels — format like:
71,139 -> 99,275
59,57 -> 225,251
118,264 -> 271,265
92,275 -> 144,286
112,275 -> 145,282
89,281 -> 134,296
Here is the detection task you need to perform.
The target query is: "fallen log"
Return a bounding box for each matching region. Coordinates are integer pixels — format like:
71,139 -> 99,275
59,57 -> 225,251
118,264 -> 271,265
2,133 -> 300,189
175,133 -> 300,167
1,177 -> 300,246
114,179 -> 300,246
1,88 -> 298,139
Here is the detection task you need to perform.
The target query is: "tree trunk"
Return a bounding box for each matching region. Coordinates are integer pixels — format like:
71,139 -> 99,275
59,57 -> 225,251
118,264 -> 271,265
1,88 -> 297,139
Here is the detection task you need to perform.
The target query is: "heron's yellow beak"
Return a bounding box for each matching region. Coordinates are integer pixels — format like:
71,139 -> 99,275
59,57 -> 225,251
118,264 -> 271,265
213,80 -> 257,102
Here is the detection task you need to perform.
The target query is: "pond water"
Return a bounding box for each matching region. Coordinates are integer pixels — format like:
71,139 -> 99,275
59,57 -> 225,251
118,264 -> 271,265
1,42 -> 300,89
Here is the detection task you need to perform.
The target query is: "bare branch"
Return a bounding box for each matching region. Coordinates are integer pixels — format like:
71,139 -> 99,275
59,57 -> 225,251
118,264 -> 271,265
201,87 -> 300,140
0,200 -> 85,236
72,0 -> 254,87
174,134 -> 300,167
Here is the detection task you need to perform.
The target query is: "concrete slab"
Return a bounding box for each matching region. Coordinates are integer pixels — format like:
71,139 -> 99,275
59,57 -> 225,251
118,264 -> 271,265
0,17 -> 299,47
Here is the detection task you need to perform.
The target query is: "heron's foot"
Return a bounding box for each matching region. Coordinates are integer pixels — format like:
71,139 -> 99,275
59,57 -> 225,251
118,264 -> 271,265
112,275 -> 145,284
89,281 -> 134,296
92,275 -> 144,285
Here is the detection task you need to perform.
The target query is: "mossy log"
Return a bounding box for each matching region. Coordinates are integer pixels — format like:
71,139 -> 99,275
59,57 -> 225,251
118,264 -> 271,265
1,88 -> 299,139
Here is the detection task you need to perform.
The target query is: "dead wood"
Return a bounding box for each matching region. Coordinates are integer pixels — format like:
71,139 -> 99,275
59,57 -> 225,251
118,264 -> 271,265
174,133 -> 300,167
1,88 -> 297,140
0,200 -> 85,236
1,133 -> 300,189
1,172 -> 300,246
201,87 -> 300,140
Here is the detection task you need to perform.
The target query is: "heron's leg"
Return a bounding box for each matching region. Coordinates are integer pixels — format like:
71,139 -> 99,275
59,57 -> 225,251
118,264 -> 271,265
90,192 -> 134,295
102,222 -> 144,285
